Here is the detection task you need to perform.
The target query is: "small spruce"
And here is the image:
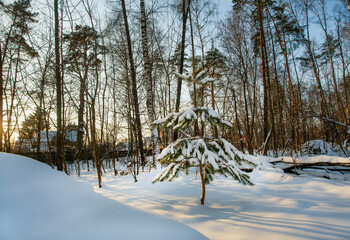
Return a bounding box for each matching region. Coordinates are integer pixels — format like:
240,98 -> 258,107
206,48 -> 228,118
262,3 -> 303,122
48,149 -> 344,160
153,69 -> 256,205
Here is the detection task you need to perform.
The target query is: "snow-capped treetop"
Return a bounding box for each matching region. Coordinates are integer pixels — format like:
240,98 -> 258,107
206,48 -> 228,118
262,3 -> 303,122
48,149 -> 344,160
153,107 -> 232,131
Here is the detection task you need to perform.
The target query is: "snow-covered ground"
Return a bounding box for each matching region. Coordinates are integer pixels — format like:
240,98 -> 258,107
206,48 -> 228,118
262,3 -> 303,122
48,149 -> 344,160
1,152 -> 350,240
271,153 -> 350,181
277,155 -> 350,164
72,155 -> 350,240
0,153 -> 205,240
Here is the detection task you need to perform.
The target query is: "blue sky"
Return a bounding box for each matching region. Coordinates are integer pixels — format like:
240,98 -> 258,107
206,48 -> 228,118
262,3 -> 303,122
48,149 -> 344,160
217,0 -> 233,13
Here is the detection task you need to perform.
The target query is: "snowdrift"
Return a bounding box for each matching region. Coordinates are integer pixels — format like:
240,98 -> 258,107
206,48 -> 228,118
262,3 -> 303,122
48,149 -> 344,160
0,153 -> 206,240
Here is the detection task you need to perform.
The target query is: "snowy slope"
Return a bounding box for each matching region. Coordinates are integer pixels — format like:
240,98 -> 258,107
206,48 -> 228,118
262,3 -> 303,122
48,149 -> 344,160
0,153 -> 206,240
74,155 -> 350,240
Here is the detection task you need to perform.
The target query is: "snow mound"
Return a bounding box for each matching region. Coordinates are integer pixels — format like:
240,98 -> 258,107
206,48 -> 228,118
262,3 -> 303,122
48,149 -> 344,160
248,155 -> 289,183
301,140 -> 340,156
0,153 -> 206,240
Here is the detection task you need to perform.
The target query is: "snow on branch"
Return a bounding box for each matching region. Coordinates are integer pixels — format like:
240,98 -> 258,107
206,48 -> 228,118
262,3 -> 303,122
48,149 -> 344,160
174,72 -> 191,81
153,107 -> 232,130
174,70 -> 215,89
152,137 -> 256,185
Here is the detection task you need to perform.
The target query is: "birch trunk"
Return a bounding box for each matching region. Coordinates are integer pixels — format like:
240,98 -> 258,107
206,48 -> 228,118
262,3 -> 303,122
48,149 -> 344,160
140,0 -> 159,158
0,42 -> 3,152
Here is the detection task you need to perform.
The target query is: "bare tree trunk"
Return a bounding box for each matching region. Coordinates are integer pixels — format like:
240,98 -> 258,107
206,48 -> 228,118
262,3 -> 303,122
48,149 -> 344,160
85,0 -> 103,186
0,42 -> 3,152
75,60 -> 88,165
6,46 -> 21,153
257,0 -> 269,155
174,0 -> 191,142
0,25 -> 14,152
59,0 -> 67,174
187,6 -> 205,205
266,7 -> 297,153
121,0 -> 145,168
37,63 -> 49,161
45,114 -> 54,168
0,14 -> 18,153
100,38 -> 108,146
54,0 -> 63,171
210,81 -> 218,138
288,36 -> 306,145
231,85 -> 245,152
263,39 -> 277,155
175,0 -> 191,112
91,103 -> 102,188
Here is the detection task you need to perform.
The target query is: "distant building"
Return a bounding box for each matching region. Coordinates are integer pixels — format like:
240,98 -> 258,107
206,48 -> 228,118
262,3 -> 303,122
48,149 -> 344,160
14,130 -> 78,153
32,131 -> 56,152
115,142 -> 130,151
64,129 -> 78,149
14,139 -> 32,153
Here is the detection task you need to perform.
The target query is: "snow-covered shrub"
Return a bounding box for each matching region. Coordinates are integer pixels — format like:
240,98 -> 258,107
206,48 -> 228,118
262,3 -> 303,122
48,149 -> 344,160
301,140 -> 338,156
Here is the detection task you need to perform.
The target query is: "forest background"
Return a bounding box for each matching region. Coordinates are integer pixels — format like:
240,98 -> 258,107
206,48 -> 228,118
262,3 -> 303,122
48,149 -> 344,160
0,0 -> 349,175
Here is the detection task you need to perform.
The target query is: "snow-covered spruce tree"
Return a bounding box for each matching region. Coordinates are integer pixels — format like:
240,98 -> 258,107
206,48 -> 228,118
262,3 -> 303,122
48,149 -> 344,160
152,69 -> 256,205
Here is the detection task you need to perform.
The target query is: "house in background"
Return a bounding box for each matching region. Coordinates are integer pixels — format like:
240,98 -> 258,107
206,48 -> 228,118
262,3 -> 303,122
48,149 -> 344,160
32,131 -> 57,152
14,130 -> 78,153
13,139 -> 32,153
63,129 -> 78,150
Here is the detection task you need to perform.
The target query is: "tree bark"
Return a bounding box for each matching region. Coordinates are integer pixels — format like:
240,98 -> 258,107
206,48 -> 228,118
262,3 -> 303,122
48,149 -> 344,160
175,0 -> 191,112
257,0 -> 269,155
140,0 -> 159,160
266,6 -> 298,152
121,0 -> 145,167
37,60 -> 49,161
75,52 -> 88,164
54,0 -> 63,171
0,42 -> 3,152
91,103 -> 102,188
188,5 -> 205,205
